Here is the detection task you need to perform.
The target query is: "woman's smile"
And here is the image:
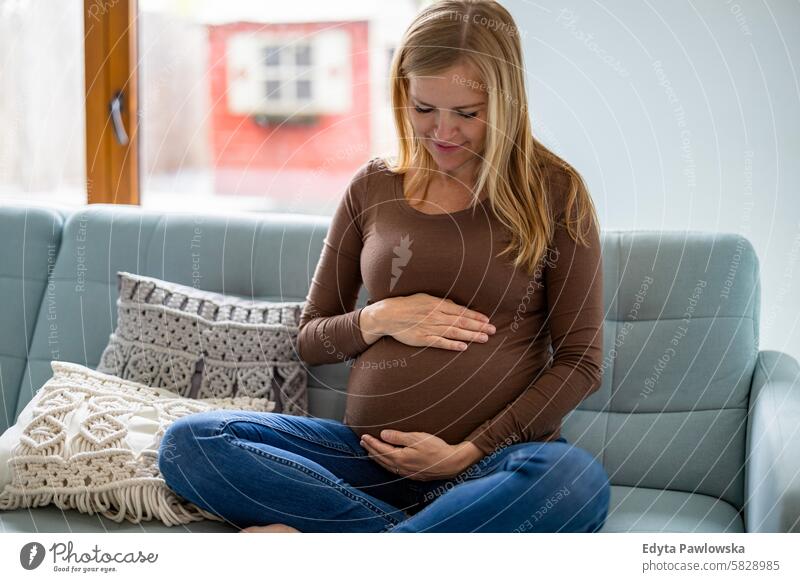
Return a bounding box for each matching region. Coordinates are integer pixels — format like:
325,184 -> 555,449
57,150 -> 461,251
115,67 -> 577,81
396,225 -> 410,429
432,139 -> 466,153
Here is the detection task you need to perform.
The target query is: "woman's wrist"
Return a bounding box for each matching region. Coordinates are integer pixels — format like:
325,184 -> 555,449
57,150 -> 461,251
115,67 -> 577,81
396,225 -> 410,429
358,302 -> 385,346
452,441 -> 485,472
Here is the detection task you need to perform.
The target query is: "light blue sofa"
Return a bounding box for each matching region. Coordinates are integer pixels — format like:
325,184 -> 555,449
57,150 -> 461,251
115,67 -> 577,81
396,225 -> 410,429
0,202 -> 798,533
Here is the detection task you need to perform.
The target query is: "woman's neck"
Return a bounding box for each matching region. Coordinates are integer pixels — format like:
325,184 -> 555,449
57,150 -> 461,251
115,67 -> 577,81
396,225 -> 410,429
430,161 -> 479,194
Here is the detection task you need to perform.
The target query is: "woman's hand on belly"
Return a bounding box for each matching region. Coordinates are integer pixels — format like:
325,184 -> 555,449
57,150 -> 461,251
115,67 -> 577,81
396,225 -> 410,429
371,293 -> 496,352
359,429 -> 484,481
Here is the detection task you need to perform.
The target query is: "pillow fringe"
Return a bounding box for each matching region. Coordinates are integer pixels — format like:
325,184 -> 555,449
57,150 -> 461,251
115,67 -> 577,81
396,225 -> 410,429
0,482 -> 225,526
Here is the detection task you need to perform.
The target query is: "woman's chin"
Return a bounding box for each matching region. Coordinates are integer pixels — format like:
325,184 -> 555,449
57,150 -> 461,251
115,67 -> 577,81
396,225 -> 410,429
429,153 -> 472,173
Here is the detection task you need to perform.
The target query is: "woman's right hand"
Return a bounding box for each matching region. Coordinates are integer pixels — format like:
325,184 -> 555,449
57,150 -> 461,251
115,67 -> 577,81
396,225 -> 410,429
365,293 -> 496,351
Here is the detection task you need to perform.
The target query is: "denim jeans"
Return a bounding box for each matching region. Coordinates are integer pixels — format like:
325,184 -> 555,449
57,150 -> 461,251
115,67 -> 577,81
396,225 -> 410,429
157,410 -> 610,533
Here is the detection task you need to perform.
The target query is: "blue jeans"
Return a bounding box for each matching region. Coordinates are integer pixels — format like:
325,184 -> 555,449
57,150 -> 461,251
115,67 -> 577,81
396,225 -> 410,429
157,410 -> 610,533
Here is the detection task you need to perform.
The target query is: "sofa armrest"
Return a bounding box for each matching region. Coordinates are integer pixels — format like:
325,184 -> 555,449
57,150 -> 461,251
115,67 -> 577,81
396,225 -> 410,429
744,350 -> 800,532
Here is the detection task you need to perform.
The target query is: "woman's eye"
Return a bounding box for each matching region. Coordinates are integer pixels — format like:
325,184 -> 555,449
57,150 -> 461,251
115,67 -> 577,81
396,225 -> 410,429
413,104 -> 476,118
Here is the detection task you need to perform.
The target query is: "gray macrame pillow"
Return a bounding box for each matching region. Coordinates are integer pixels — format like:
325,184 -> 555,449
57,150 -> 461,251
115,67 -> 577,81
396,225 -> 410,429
97,271 -> 308,416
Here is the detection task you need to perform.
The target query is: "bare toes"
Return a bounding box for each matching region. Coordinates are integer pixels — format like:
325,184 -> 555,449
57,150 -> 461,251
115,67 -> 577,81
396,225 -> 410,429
240,523 -> 301,533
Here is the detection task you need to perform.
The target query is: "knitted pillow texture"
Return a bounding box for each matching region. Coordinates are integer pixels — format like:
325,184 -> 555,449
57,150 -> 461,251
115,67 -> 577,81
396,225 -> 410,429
97,271 -> 308,416
0,361 -> 275,525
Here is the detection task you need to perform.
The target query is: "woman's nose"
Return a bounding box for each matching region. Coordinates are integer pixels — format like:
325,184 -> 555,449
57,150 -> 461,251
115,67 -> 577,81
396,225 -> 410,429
434,113 -> 458,142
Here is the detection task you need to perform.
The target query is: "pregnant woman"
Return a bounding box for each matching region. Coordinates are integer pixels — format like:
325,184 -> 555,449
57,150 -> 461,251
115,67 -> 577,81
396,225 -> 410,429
159,0 -> 610,533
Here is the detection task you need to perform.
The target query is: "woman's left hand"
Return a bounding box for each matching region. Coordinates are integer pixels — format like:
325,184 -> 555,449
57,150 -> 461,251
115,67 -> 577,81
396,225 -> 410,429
359,430 -> 482,481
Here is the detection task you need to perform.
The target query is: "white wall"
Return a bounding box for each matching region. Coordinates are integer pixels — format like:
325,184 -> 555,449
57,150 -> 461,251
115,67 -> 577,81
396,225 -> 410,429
505,0 -> 800,362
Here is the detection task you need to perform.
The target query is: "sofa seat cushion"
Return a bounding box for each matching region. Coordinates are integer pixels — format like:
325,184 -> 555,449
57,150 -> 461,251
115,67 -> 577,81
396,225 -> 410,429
0,505 -> 238,533
599,485 -> 744,532
1,485 -> 744,533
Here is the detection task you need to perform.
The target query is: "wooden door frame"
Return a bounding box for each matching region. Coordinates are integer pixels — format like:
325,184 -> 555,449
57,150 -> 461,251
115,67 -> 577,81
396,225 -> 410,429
84,0 -> 139,205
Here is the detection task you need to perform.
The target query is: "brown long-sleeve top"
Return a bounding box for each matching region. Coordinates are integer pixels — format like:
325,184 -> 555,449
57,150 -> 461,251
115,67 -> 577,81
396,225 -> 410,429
297,156 -> 604,457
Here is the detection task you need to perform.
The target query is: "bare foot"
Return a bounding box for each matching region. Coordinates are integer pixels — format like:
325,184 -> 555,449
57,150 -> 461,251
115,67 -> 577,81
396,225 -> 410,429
240,523 -> 301,533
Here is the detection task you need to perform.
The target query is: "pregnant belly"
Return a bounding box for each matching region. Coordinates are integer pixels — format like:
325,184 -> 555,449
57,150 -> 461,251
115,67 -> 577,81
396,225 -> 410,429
343,333 -> 548,445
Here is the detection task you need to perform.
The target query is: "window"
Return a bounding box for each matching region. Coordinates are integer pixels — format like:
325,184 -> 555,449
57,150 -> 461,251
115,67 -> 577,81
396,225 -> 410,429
226,33 -> 347,118
0,0 -> 86,207
0,0 -> 422,211
136,0 -> 421,214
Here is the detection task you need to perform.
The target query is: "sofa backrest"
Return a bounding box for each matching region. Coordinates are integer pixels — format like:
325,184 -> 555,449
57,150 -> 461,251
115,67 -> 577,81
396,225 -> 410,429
1,204 -> 759,510
6,203 -> 362,433
562,231 -> 759,511
0,204 -> 64,432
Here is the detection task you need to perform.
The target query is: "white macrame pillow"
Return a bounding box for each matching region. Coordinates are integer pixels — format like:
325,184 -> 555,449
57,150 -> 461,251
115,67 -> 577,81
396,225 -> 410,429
0,361 -> 275,526
97,271 -> 308,416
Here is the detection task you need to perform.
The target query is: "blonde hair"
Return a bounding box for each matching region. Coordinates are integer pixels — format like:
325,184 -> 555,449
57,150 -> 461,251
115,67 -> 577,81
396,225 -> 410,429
385,0 -> 600,275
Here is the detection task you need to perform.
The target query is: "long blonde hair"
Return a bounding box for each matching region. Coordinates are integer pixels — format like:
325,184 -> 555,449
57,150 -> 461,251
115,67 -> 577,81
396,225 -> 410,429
386,0 -> 600,275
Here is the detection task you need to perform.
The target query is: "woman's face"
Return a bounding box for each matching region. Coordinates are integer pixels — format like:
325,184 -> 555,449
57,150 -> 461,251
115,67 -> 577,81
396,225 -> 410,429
407,61 -> 488,177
